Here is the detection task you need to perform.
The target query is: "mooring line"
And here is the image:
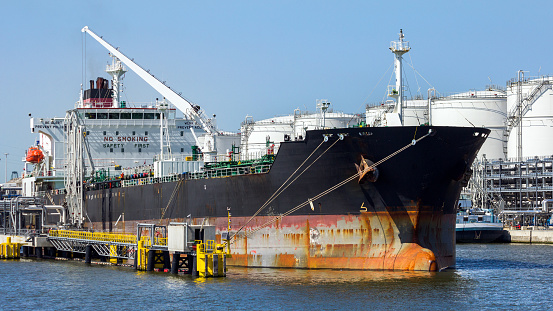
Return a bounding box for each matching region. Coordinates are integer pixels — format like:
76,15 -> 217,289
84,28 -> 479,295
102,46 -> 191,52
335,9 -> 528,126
232,129 -> 432,243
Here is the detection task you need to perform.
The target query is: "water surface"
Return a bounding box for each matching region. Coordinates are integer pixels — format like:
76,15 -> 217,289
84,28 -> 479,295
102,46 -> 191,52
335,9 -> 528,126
2,244 -> 552,310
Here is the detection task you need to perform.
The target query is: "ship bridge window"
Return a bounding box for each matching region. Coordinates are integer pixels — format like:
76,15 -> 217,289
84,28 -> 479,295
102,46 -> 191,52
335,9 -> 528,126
144,113 -> 155,119
97,113 -> 108,119
121,113 -> 131,119
145,131 -> 148,135
109,113 -> 120,119
85,113 -> 96,119
132,113 -> 143,119
180,131 -> 184,136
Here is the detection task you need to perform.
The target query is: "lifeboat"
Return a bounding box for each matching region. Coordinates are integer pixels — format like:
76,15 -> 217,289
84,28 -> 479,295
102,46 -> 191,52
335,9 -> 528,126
26,147 -> 44,163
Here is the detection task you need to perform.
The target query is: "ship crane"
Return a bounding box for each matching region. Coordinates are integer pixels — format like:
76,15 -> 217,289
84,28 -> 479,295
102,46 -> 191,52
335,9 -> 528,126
81,26 -> 218,160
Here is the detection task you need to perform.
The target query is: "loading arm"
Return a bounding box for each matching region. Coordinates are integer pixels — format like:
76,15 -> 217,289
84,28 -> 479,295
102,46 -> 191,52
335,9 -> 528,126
81,26 -> 217,154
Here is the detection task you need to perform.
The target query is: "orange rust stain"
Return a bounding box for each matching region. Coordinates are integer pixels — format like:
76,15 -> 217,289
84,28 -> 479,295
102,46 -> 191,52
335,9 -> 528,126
227,254 -> 252,266
305,244 -> 437,271
275,254 -> 296,267
384,244 -> 437,271
284,233 -> 304,246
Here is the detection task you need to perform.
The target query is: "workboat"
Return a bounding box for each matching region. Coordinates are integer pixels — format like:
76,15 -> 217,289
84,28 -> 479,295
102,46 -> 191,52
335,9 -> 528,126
456,209 -> 505,243
23,28 -> 489,271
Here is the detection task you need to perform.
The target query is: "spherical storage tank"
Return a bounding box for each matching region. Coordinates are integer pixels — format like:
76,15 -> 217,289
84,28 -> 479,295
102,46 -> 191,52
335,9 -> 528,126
431,89 -> 507,160
506,77 -> 553,159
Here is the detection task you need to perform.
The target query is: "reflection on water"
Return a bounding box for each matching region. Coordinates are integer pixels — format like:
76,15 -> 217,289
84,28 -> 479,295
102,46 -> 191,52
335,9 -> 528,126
228,266 -> 442,284
2,244 -> 553,310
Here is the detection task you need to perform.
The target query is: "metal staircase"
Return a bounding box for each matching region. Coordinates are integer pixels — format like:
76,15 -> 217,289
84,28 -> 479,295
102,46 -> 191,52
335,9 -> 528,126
502,77 -> 551,157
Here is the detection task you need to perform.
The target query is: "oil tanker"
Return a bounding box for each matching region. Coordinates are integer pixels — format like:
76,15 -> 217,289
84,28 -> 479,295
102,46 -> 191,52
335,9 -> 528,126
24,28 -> 489,271
82,126 -> 487,271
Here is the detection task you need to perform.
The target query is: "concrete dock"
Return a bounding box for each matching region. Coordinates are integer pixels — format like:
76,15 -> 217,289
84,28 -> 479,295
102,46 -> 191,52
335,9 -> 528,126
499,228 -> 553,243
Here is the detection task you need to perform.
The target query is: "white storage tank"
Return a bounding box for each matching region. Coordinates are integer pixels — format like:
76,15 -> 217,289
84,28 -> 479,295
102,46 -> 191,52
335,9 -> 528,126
366,99 -> 429,127
240,108 -> 362,158
403,99 -> 429,126
506,76 -> 553,159
431,89 -> 507,160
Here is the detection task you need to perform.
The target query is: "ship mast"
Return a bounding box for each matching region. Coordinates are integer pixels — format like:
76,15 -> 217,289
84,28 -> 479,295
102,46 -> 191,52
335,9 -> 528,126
389,29 -> 410,125
106,54 -> 127,108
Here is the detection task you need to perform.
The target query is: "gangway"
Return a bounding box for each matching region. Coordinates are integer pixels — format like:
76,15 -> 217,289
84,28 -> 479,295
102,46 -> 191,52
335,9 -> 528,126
46,223 -> 229,277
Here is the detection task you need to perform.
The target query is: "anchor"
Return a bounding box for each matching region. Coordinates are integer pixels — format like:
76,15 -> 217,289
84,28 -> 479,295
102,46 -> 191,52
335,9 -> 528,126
355,156 -> 379,184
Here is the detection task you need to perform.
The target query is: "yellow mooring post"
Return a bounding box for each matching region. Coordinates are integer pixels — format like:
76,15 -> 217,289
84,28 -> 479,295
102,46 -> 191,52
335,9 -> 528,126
0,237 -> 22,259
137,239 -> 148,271
109,245 -> 118,264
195,240 -> 228,277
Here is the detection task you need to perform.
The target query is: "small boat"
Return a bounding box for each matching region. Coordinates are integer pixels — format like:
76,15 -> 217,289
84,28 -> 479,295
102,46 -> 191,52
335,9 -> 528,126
26,147 -> 44,163
456,209 -> 505,243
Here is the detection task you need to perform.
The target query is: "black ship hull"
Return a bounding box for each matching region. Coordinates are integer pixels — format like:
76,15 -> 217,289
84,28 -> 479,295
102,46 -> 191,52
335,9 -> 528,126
60,126 -> 488,271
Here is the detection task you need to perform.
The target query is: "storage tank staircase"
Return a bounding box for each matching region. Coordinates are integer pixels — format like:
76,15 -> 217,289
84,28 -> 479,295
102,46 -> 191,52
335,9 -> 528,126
502,79 -> 551,157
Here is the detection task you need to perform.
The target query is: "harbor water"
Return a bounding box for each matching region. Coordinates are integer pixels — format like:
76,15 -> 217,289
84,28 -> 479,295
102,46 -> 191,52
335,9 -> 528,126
2,244 -> 553,310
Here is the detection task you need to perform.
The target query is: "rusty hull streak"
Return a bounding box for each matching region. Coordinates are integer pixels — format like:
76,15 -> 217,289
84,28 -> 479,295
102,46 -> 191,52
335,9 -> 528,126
224,211 -> 448,271
93,209 -> 450,271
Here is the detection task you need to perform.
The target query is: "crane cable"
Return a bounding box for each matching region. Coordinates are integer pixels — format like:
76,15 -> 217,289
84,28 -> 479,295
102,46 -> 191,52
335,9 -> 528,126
232,137 -> 339,239
230,129 -> 433,244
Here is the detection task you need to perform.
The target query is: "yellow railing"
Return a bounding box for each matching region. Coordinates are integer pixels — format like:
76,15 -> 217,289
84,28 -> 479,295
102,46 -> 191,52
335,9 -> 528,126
49,230 -> 137,244
48,230 -> 168,246
142,236 -> 168,247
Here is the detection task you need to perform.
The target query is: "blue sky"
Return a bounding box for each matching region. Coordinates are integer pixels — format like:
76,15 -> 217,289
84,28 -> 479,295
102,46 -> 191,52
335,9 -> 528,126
1,0 -> 551,181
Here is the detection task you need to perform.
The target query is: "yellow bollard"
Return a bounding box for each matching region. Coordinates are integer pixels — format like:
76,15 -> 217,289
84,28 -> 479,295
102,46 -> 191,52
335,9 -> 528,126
137,239 -> 147,270
0,237 -> 21,259
109,245 -> 118,264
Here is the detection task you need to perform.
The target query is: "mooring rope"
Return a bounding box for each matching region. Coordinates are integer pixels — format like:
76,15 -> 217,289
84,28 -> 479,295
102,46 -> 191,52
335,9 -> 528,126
232,137 -> 339,239
231,129 -> 432,243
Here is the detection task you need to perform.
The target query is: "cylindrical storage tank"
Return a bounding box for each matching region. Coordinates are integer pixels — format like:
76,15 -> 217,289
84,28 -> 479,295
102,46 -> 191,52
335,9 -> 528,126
506,77 -> 553,159
432,89 -> 507,160
365,99 -> 429,127
403,99 -> 429,126
240,111 -> 362,158
366,103 -> 392,127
